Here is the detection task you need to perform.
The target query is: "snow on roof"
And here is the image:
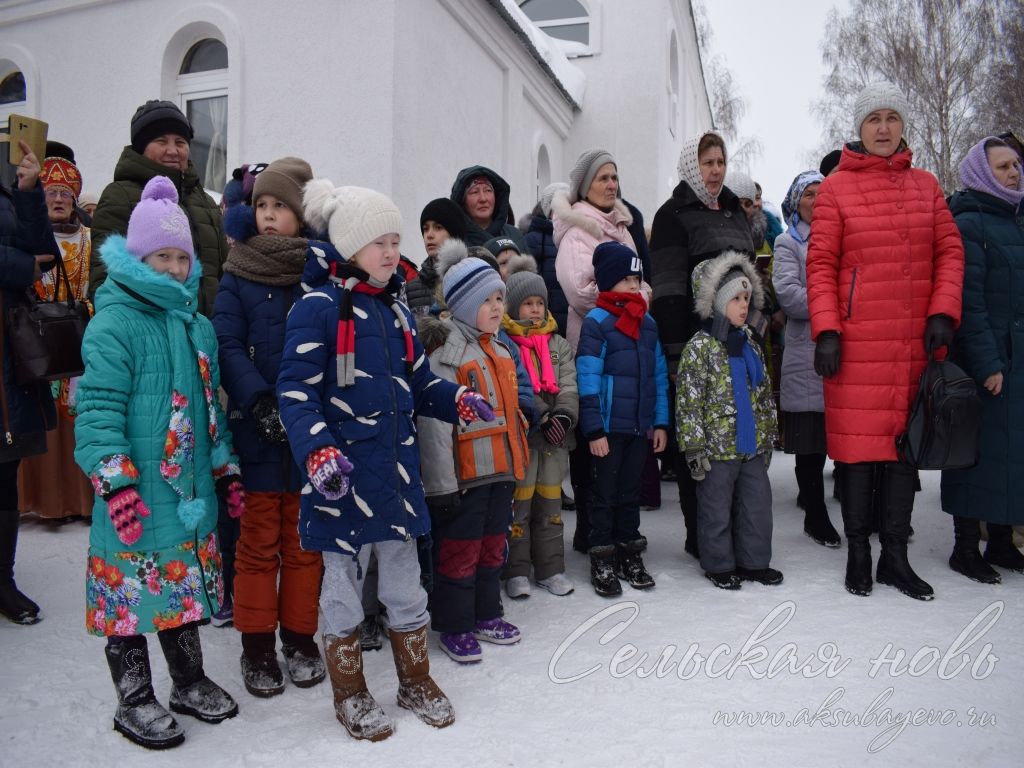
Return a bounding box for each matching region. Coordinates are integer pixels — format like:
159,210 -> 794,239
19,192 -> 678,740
485,0 -> 586,110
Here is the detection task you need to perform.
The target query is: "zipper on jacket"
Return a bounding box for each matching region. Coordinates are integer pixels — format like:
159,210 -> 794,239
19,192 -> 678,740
248,345 -> 255,362
845,268 -> 858,320
372,297 -> 408,539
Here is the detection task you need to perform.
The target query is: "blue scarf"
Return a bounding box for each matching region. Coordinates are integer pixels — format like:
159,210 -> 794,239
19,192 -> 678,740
726,328 -> 763,454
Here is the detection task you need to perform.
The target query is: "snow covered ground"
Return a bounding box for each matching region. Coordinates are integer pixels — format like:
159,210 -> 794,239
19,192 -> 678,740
3,453 -> 1021,767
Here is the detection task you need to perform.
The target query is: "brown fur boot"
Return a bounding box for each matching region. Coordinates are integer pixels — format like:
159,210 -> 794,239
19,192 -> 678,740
323,631 -> 393,741
389,625 -> 455,728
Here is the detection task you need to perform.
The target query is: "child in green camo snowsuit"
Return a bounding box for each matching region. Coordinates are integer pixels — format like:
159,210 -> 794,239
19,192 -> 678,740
675,250 -> 780,590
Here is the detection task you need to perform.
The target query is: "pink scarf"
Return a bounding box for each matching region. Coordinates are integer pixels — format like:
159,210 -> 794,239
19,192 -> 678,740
509,334 -> 559,394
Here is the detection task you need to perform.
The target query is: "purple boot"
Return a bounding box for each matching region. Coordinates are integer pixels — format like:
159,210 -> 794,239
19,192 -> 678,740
473,618 -> 521,645
438,632 -> 482,663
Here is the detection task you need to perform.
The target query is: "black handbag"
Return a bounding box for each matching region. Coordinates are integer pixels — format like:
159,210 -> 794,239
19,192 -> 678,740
5,254 -> 90,385
896,354 -> 983,470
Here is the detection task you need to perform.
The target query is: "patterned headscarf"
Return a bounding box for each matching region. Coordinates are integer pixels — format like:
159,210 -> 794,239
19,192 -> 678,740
781,170 -> 825,226
677,131 -> 726,209
959,137 -> 1024,209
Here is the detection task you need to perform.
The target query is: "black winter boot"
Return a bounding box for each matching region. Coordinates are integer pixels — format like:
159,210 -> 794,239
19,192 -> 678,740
240,631 -> 284,698
795,464 -> 841,548
158,621 -> 239,722
876,463 -> 933,600
280,625 -> 326,688
984,524 -> 1024,573
0,509 -> 40,625
589,545 -> 622,597
614,539 -> 655,589
839,462 -> 875,596
950,516 -> 1001,584
105,635 -> 184,750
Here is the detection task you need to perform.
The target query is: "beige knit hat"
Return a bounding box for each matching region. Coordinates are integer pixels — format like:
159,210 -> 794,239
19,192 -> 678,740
302,181 -> 401,259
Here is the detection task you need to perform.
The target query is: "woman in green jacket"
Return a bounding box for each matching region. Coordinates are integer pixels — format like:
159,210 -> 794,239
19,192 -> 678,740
75,176 -> 243,750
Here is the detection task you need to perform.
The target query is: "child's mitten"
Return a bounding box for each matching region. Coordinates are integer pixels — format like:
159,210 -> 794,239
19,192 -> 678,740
251,392 -> 288,443
542,413 -> 572,445
217,476 -> 246,518
685,448 -> 711,482
306,447 -> 354,500
106,488 -> 151,545
457,390 -> 496,422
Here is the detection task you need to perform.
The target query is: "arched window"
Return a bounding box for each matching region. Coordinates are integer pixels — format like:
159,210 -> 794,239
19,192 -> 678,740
668,30 -> 680,136
536,144 -> 551,205
519,0 -> 590,45
176,39 -> 228,190
0,70 -> 26,105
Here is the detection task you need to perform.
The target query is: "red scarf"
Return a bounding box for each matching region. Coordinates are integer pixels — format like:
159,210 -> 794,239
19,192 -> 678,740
596,291 -> 647,339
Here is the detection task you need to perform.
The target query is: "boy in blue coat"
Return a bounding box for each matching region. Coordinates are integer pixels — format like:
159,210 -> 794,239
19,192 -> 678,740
576,241 -> 669,596
276,182 -> 493,742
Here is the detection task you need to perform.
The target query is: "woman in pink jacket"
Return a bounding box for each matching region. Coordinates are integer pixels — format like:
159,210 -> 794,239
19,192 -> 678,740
806,81 -> 964,602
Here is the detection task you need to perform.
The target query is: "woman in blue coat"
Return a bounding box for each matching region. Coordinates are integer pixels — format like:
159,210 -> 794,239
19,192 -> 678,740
942,136 -> 1024,583
0,142 -> 59,625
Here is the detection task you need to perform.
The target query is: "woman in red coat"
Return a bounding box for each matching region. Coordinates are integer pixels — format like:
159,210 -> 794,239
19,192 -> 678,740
806,81 -> 964,601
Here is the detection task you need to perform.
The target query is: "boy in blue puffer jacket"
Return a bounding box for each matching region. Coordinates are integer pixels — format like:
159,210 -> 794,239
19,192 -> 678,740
276,181 -> 493,742
213,156 -> 326,698
576,241 -> 669,597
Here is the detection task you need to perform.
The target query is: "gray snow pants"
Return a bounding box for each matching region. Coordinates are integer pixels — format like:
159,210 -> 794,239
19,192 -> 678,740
504,445 -> 569,581
696,455 -> 773,574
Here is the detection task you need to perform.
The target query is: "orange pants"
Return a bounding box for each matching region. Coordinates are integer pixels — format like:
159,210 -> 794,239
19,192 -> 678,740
233,492 -> 322,635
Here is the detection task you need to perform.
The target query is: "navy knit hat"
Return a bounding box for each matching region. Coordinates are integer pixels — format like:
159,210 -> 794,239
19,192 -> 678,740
482,236 -> 520,259
592,241 -> 642,292
130,100 -> 193,154
420,197 -> 466,241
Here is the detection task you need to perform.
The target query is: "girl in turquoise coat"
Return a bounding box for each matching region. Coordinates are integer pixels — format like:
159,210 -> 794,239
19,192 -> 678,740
75,177 -> 244,750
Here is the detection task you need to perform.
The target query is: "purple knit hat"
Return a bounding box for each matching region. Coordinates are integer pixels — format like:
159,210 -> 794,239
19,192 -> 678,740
126,176 -> 195,273
960,137 -> 1024,208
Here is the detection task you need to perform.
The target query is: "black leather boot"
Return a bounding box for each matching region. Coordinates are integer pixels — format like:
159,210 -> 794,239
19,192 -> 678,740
839,462 -> 875,596
984,523 -> 1024,573
158,621 -> 239,722
105,635 -> 184,750
0,508 -> 40,625
876,463 -> 933,600
796,464 -> 841,548
950,516 -> 1001,584
589,545 -> 622,597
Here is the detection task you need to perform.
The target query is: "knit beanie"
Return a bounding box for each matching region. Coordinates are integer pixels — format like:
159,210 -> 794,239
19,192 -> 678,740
420,197 -> 467,241
303,180 -> 402,259
819,149 -> 842,177
130,100 -> 193,154
725,170 -> 757,202
713,268 -> 753,316
504,255 -> 546,318
126,176 -> 195,272
78,191 -> 99,208
592,241 -> 642,292
252,156 -> 313,220
439,239 -> 506,328
568,149 -> 615,204
539,182 -> 569,217
241,162 -> 269,205
483,236 -> 520,260
852,81 -> 909,135
222,169 -> 244,209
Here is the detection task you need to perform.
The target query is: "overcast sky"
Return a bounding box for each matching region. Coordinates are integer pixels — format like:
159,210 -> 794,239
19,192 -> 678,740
701,0 -> 851,209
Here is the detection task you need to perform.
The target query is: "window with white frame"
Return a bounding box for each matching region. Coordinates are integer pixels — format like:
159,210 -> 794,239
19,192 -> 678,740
177,39 -> 227,191
519,0 -> 590,45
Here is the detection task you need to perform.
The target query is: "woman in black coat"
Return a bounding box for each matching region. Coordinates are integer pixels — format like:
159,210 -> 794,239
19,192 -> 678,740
0,141 -> 60,624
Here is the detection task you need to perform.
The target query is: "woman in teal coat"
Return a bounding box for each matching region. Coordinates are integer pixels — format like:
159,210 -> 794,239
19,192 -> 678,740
942,136 -> 1024,583
75,177 -> 243,749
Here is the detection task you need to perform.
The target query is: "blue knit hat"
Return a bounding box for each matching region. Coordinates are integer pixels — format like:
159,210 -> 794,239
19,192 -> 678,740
439,239 -> 506,328
592,241 -> 642,292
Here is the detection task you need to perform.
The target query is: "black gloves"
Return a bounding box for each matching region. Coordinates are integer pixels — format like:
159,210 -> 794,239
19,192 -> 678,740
813,331 -> 841,378
924,314 -> 954,354
251,392 -> 288,442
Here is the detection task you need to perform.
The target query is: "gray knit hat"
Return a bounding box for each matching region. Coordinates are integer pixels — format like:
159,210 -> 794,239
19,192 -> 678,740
504,255 -> 546,319
539,182 -> 569,217
302,181 -> 401,259
852,81 -> 909,135
439,240 -> 506,328
568,148 -> 615,203
713,268 -> 753,317
725,169 -> 757,202
252,156 -> 313,220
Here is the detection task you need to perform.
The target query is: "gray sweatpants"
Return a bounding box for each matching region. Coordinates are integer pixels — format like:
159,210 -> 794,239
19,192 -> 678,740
696,456 -> 773,574
321,539 -> 428,637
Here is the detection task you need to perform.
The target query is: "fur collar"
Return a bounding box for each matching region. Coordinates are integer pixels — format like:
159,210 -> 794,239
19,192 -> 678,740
692,250 -> 764,321
550,189 -> 633,242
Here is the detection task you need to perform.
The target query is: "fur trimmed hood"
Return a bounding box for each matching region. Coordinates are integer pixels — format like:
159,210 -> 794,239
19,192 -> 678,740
692,250 -> 764,321
550,189 -> 633,245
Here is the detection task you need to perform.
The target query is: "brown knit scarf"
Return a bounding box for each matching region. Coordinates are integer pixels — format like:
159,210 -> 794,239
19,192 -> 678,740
223,235 -> 307,286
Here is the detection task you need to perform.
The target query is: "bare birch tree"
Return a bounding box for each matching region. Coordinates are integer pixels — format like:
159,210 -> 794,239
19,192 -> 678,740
813,0 -> 1016,191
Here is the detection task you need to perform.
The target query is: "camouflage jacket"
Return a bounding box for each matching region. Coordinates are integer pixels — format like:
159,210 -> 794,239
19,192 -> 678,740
675,328 -> 777,459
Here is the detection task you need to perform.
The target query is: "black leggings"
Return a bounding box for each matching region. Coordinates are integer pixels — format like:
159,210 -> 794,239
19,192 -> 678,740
795,452 -> 826,474
0,460 -> 19,511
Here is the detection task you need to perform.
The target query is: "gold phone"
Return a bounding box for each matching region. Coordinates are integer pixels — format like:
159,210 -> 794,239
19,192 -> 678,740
7,114 -> 48,165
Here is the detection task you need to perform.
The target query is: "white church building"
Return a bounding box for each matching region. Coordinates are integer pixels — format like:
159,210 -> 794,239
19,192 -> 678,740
1,0 -> 713,256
